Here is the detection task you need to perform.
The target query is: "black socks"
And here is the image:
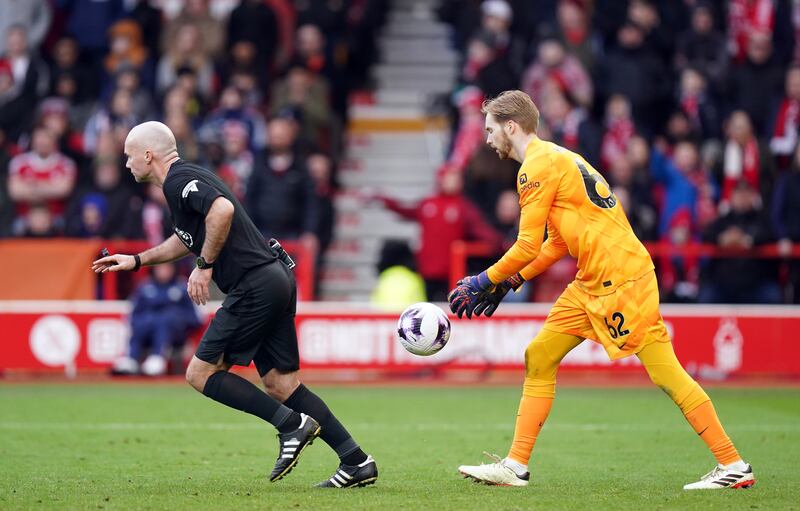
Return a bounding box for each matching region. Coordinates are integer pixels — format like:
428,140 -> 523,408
202,371 -> 299,433
284,384 -> 368,465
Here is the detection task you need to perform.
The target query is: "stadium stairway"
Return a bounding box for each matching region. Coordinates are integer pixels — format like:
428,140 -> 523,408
319,0 -> 459,301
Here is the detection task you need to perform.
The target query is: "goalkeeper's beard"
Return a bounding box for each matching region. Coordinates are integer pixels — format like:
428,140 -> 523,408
495,133 -> 513,160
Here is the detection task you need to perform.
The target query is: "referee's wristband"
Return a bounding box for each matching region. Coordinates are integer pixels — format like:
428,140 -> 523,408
132,254 -> 141,272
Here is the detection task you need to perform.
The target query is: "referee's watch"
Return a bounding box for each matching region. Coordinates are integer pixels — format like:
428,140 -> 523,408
196,256 -> 214,270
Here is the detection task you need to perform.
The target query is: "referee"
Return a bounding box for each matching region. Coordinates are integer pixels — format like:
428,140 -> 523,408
92,121 -> 377,488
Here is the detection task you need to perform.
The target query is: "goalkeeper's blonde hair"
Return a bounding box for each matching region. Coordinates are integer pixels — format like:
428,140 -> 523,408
481,90 -> 539,134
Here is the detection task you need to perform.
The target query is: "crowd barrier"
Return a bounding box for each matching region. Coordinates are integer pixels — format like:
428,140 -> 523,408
0,238 -> 314,301
1,301 -> 798,379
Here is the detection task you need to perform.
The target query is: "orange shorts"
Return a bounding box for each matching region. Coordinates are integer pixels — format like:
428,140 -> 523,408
542,271 -> 671,360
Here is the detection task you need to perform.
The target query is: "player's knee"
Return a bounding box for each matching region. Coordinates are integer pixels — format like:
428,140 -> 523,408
185,361 -> 211,392
524,341 -> 550,376
262,370 -> 300,401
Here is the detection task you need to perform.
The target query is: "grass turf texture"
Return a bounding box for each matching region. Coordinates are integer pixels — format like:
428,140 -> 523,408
0,384 -> 798,510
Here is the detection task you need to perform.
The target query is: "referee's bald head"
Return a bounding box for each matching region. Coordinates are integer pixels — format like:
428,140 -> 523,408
124,121 -> 180,185
125,121 -> 178,157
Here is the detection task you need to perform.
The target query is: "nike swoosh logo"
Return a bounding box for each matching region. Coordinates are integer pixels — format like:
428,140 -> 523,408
698,426 -> 709,436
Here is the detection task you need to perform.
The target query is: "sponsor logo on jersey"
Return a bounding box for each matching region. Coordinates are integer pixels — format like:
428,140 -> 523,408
519,173 -> 527,185
174,227 -> 193,247
181,179 -> 199,198
519,180 -> 541,194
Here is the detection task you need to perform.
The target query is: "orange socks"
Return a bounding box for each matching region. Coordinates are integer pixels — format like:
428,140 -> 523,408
507,394 -> 554,465
685,401 -> 741,466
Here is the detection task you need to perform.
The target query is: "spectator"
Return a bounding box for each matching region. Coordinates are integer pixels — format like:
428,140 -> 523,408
164,109 -> 200,163
112,263 -> 201,376
168,68 -> 206,124
270,64 -> 333,148
608,155 -> 658,242
226,0 -> 279,78
464,144 -> 518,222
36,97 -> 88,185
677,67 -> 721,142
728,31 -> 785,137
65,155 -> 142,239
650,140 -> 716,301
539,83 -> 600,167
371,165 -> 502,301
83,87 -> 139,155
197,85 -> 267,152
446,86 -> 486,172
674,2 -> 728,92
216,120 -> 254,202
7,125 -> 77,234
0,25 -> 50,139
493,188 -> 520,246
161,0 -> 225,60
594,20 -> 670,136
720,110 -> 776,210
599,94 -> 636,172
0,0 -> 51,55
772,143 -> 800,302
521,33 -> 593,108
102,19 -> 154,94
459,31 -> 517,99
556,0 -> 599,72
292,23 -> 348,117
768,65 -> 800,169
65,192 -> 107,238
246,116 -> 319,251
306,152 -> 336,260
699,181 -> 781,303
626,0 -> 673,61
113,65 -> 156,121
479,0 -> 526,73
727,0 -> 794,65
20,203 -> 58,238
371,240 -> 427,311
59,0 -> 125,65
293,0 -> 348,40
126,0 -> 162,57
156,22 -> 214,100
48,36 -> 96,103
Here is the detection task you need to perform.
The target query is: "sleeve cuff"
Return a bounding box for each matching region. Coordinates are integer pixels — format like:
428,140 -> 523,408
477,271 -> 494,289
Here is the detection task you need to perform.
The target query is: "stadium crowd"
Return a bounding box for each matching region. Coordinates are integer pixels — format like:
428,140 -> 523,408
0,0 -> 386,286
433,0 -> 800,304
0,0 -> 799,304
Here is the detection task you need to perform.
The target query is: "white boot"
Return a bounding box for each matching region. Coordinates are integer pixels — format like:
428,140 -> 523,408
458,453 -> 529,487
683,462 -> 755,490
112,356 -> 139,374
141,354 -> 167,376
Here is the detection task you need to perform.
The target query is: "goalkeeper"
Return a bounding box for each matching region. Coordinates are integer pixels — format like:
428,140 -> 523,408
449,90 -> 754,490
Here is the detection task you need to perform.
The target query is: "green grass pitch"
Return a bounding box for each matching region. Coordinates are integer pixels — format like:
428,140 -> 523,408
1,383 -> 798,510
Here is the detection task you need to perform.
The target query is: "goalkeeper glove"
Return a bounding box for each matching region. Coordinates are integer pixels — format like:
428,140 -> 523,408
447,271 -> 494,319
473,273 -> 525,317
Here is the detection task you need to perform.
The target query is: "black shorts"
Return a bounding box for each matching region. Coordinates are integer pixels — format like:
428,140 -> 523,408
195,261 -> 299,376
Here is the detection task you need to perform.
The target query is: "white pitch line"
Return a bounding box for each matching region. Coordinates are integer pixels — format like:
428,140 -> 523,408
0,422 -> 798,432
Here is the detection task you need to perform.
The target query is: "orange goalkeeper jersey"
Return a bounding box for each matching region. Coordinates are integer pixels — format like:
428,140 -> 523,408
486,137 -> 654,296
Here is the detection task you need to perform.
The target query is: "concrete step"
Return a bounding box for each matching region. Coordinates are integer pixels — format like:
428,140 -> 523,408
334,208 -> 421,238
374,77 -> 456,93
381,48 -> 459,66
373,64 -> 458,84
349,103 -> 429,119
346,130 -> 449,150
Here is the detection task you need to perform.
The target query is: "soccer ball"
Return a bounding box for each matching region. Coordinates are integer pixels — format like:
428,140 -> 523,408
397,302 -> 451,356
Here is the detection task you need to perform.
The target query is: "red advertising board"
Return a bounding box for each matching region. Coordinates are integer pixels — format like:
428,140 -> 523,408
1,302 -> 798,378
